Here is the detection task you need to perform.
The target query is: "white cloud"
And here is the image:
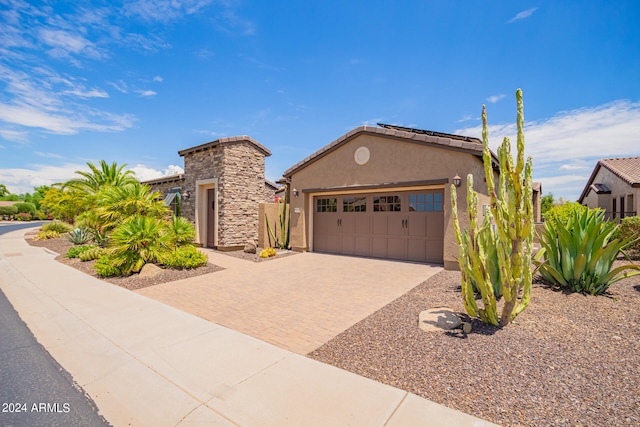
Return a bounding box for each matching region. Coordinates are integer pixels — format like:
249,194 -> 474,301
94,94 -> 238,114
131,164 -> 184,182
486,94 -> 506,104
0,102 -> 134,134
35,151 -> 63,158
125,0 -> 214,22
455,99 -> 640,200
153,75 -> 163,82
507,8 -> 538,24
0,163 -> 85,194
136,89 -> 157,97
0,128 -> 29,143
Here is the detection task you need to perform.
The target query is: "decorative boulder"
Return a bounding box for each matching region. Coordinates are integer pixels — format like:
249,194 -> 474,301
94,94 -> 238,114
244,241 -> 257,254
418,307 -> 462,332
139,263 -> 163,278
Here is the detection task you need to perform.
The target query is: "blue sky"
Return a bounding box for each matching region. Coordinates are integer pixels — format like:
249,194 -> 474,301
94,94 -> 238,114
1,0 -> 639,201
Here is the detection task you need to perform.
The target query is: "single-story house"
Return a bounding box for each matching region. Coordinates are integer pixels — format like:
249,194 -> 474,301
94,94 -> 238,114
145,124 -> 541,270
283,124 -> 540,270
578,156 -> 640,220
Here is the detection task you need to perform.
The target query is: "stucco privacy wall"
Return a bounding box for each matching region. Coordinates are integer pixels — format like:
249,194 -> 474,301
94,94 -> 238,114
284,131 -> 493,270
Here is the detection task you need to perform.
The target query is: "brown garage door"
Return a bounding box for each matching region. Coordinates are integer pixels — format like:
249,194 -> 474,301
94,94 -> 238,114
313,190 -> 444,263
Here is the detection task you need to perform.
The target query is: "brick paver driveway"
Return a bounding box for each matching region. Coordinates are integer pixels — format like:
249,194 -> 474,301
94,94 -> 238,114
136,250 -> 442,354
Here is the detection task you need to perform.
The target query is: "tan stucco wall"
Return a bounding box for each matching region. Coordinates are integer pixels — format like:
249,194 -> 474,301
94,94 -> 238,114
286,133 -> 492,269
583,167 -> 639,218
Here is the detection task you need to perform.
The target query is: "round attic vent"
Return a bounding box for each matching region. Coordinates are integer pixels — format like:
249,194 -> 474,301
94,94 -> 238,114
354,146 -> 370,165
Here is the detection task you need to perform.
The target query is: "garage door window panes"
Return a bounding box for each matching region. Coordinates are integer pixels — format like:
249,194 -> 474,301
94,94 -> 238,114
343,197 -> 367,212
373,195 -> 401,212
316,198 -> 337,212
409,193 -> 443,211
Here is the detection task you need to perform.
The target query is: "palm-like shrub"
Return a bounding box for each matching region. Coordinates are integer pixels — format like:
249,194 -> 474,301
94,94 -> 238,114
64,160 -> 137,194
104,215 -> 170,275
536,208 -> 640,295
165,215 -> 196,247
95,182 -> 169,231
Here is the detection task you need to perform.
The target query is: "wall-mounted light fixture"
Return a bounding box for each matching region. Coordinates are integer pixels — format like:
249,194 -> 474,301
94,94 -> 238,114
182,190 -> 191,199
292,188 -> 299,198
452,175 -> 462,187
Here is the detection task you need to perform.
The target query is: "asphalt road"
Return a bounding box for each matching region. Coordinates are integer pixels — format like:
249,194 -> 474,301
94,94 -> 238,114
0,222 -> 111,426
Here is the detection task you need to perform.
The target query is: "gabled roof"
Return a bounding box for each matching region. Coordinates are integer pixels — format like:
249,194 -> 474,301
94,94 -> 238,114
178,136 -> 271,157
283,124 -> 492,177
578,156 -> 640,202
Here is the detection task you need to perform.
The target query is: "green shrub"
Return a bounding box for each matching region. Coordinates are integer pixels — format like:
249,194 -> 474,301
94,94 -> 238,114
42,221 -> 73,233
160,245 -> 207,269
66,227 -> 92,245
615,216 -> 640,258
35,230 -> 61,240
94,253 -> 124,277
542,202 -> 588,227
32,211 -> 47,220
79,247 -> 104,261
536,208 -> 640,295
14,202 -> 36,215
65,245 -> 97,259
0,205 -> 18,216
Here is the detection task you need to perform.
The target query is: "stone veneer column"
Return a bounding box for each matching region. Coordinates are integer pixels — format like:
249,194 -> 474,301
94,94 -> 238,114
218,142 -> 266,247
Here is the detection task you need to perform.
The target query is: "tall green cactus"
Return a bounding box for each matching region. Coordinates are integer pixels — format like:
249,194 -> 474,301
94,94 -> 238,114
451,88 -> 534,327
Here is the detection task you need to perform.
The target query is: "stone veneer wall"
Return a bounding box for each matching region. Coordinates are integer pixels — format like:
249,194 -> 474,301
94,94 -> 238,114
218,142 -> 267,247
144,176 -> 186,199
181,145 -> 224,225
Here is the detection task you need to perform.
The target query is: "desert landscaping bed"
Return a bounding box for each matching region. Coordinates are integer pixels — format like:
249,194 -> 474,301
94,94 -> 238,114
309,266 -> 640,427
26,235 -> 296,289
27,236 -> 223,290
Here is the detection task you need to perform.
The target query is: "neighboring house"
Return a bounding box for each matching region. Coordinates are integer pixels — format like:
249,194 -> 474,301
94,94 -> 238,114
578,156 -> 640,221
282,124 -> 541,270
143,136 -> 274,250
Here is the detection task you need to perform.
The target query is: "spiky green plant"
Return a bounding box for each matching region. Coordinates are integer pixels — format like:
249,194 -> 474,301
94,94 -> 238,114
451,88 -> 534,327
95,182 -> 169,231
79,247 -> 104,262
65,244 -> 97,259
105,215 -> 170,275
536,208 -> 640,295
66,227 -> 92,245
164,215 -> 196,247
266,193 -> 290,249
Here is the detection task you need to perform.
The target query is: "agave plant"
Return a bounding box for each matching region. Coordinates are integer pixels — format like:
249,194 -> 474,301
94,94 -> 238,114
66,227 -> 92,245
536,208 -> 640,295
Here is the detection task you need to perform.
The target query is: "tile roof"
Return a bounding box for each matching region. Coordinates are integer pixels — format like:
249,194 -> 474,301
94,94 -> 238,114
599,157 -> 640,186
283,125 -> 489,177
578,156 -> 640,202
140,174 -> 185,185
178,136 -> 271,157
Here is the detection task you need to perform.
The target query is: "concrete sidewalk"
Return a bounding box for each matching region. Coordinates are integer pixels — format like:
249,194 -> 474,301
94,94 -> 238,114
0,228 -> 499,427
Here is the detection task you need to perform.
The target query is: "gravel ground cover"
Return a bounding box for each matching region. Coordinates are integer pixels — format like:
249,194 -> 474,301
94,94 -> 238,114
309,266 -> 640,427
